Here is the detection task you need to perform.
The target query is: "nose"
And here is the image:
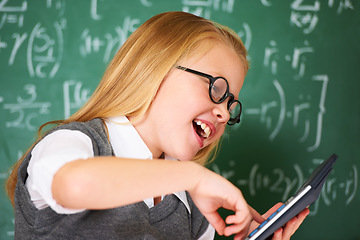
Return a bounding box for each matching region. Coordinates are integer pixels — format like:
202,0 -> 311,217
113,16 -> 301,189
212,101 -> 230,124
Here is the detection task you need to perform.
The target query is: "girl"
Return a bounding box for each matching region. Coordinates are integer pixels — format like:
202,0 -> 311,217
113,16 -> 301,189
6,11 -> 309,239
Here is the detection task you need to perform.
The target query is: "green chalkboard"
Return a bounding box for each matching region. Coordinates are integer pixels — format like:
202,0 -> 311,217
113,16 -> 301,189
1,1 -> 359,240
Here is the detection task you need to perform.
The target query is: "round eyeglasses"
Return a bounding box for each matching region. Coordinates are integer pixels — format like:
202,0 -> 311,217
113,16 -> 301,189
175,65 -> 242,125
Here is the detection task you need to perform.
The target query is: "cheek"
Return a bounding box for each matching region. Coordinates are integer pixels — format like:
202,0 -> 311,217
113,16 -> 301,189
153,84 -> 194,123
206,125 -> 225,148
216,126 -> 226,139
154,74 -> 211,123
169,87 -> 208,117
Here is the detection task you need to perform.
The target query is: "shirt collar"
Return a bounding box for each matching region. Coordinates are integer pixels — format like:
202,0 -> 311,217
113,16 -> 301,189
105,116 -> 191,213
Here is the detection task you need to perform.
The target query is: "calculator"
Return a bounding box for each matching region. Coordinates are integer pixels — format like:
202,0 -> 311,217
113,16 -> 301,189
244,154 -> 338,240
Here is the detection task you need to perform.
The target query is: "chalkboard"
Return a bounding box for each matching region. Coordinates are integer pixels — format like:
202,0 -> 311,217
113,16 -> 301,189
0,1 -> 359,240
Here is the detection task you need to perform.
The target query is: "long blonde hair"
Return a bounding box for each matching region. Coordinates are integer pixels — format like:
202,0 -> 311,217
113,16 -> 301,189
6,11 -> 249,206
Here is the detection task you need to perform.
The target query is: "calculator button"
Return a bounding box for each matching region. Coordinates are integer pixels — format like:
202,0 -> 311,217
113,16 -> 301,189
268,212 -> 278,220
249,228 -> 258,237
277,204 -> 286,212
259,220 -> 268,228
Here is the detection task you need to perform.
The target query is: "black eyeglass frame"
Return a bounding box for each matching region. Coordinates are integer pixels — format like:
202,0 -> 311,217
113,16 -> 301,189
175,65 -> 242,125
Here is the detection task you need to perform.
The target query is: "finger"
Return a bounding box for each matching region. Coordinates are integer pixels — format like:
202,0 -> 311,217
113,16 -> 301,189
234,231 -> 249,240
225,210 -> 251,225
263,203 -> 284,219
224,198 -> 252,224
272,227 -> 284,240
282,217 -> 297,239
248,219 -> 261,233
296,208 -> 310,225
292,209 -> 309,233
248,205 -> 265,223
203,212 -> 226,236
234,229 -> 250,240
271,208 -> 310,240
282,208 -> 310,239
224,211 -> 252,236
223,223 -> 248,237
288,208 -> 310,235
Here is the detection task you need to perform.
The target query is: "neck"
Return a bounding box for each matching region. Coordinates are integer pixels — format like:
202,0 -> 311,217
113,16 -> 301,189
127,115 -> 163,159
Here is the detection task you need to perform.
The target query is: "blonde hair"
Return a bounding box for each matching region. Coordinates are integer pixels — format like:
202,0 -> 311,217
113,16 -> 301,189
6,11 -> 248,206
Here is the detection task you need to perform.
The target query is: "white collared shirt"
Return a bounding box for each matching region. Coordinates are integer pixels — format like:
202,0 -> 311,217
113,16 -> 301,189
105,116 -> 191,212
25,116 -> 214,239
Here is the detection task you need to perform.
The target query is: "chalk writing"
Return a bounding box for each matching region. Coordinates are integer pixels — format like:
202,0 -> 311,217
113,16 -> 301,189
63,80 -> 91,119
1,0 -> 65,78
0,2 -> 359,240
90,0 -> 102,20
328,0 -> 354,14
8,32 -> 27,65
237,22 -> 252,53
244,74 -> 328,152
290,0 -> 355,34
307,75 -> 327,151
45,0 -> 65,17
3,84 -> 51,131
27,21 -> 64,78
264,40 -> 278,75
212,160 -> 236,179
260,0 -> 272,7
0,0 -> 27,29
288,40 -> 314,80
236,163 -> 303,202
0,172 -> 8,180
213,158 -> 359,216
243,37 -> 328,151
308,159 -> 358,215
5,218 -> 14,237
317,162 -> 358,206
79,16 -> 140,63
140,0 -> 153,7
290,0 -> 320,34
182,0 -> 234,19
264,40 -> 314,79
0,35 -> 7,51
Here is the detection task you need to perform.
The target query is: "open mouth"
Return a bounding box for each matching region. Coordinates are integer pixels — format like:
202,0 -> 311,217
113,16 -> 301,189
193,120 -> 211,139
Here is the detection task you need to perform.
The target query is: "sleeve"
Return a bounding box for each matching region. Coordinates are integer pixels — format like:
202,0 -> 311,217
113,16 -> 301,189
26,129 -> 94,214
197,224 -> 215,240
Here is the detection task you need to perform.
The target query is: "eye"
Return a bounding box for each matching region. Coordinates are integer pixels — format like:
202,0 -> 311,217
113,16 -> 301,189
211,84 -> 221,96
211,78 -> 228,102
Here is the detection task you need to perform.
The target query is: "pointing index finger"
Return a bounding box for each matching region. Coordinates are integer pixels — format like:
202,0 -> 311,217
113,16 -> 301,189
248,205 -> 265,223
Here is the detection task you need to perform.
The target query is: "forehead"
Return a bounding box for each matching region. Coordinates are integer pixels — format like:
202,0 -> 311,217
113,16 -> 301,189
179,41 -> 245,96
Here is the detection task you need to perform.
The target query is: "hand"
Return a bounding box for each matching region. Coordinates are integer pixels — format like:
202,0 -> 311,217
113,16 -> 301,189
188,168 -> 264,240
249,203 -> 310,240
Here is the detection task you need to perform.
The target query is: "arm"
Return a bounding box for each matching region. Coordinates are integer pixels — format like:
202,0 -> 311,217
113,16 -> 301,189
52,157 -> 203,209
52,156 -> 263,238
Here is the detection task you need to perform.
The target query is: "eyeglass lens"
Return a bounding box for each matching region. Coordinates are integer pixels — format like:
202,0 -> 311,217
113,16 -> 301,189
210,77 -> 228,102
211,78 -> 241,124
228,101 -> 241,120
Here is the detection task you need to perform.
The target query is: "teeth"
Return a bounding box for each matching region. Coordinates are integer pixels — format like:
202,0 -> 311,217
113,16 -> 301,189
195,120 -> 211,138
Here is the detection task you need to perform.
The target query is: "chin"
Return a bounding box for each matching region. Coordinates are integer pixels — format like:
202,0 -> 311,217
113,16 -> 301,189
177,156 -> 193,162
175,151 -> 197,162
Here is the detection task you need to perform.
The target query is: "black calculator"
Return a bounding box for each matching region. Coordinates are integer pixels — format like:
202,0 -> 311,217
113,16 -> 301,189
244,154 -> 338,240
